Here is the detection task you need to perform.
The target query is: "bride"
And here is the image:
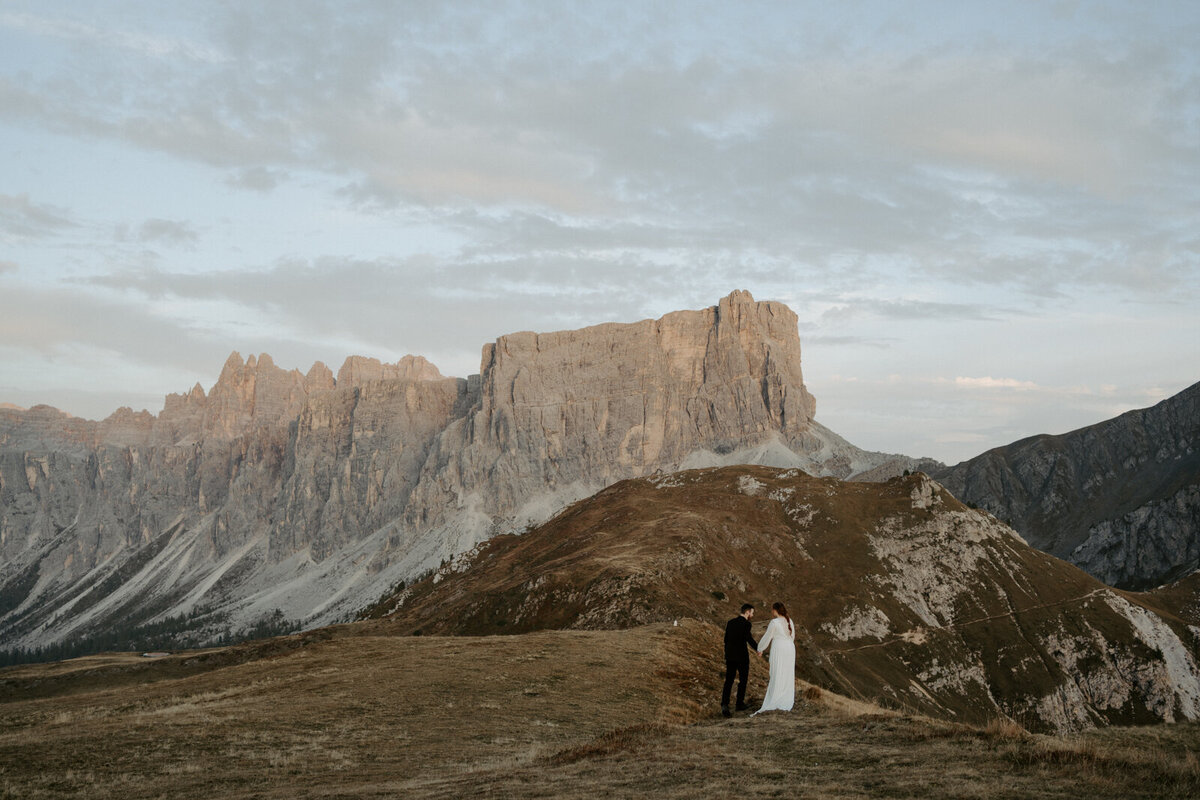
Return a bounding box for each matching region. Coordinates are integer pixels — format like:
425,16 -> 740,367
753,602 -> 796,714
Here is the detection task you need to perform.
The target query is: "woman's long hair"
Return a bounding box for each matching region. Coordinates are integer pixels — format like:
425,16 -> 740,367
772,601 -> 793,635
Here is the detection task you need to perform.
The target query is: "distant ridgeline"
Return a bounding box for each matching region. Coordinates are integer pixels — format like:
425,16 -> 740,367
0,609 -> 299,668
0,291 -> 934,659
936,380 -> 1200,590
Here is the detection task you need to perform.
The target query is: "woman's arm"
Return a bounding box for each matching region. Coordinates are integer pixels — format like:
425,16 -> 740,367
757,619 -> 777,654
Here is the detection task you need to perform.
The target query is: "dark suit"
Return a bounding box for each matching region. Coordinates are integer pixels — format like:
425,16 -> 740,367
722,615 -> 758,708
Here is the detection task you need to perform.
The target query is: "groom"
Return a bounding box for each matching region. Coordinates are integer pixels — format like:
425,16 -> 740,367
721,603 -> 758,717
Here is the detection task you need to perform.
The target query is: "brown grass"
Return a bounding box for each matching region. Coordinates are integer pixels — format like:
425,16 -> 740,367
1003,734 -> 1200,791
982,715 -> 1030,741
1,619 -> 1197,799
548,723 -> 675,765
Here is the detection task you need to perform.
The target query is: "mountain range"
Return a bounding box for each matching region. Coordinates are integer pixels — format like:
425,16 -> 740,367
0,291 -> 932,654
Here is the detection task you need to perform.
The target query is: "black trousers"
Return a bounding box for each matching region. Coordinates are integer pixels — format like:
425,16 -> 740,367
722,658 -> 749,706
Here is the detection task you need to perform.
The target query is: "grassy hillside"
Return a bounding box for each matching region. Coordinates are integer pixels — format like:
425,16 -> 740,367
1,620 -> 1197,799
365,466 -> 1200,732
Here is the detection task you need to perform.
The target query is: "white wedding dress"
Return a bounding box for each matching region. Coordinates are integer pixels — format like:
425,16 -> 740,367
754,616 -> 796,714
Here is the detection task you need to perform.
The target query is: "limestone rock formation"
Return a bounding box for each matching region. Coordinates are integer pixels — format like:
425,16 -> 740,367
935,381 -> 1200,589
336,354 -> 443,386
0,292 -> 930,655
400,291 -> 815,537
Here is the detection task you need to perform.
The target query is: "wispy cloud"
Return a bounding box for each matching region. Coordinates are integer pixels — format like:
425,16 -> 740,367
130,219 -> 198,247
3,5 -> 1198,298
0,10 -> 227,63
804,335 -> 894,349
954,376 -> 1039,391
821,299 -> 1010,323
225,167 -> 286,192
0,194 -> 76,239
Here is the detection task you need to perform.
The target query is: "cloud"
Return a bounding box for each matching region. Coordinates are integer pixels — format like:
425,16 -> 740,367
0,281 -> 220,367
0,9 -> 227,63
822,299 -> 1010,324
933,431 -> 991,445
225,167 -> 286,192
954,376 -> 1039,391
83,256 -> 687,371
804,335 -> 894,349
114,218 -> 199,246
0,275 -> 435,417
0,193 -> 76,239
0,260 -> 16,274
3,4 -> 1197,299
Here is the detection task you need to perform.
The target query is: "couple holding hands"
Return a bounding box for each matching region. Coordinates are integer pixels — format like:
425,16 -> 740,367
721,602 -> 796,717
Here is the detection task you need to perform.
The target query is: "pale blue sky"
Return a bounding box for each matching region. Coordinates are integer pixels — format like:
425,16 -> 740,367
1,1 -> 1197,464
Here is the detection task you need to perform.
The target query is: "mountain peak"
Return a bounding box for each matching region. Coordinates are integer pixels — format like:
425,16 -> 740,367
336,354 -> 445,387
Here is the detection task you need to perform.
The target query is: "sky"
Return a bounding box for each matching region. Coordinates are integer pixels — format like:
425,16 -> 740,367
1,1 -> 1197,466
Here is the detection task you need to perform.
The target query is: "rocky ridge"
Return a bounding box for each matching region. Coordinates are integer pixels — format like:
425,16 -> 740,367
0,291 -> 930,653
935,381 -> 1200,589
368,465 -> 1200,734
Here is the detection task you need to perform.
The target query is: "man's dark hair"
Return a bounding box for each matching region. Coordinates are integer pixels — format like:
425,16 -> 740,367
740,603 -> 755,613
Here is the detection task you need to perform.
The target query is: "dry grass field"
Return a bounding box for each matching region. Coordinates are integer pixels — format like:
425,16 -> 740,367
1,619 -> 1197,799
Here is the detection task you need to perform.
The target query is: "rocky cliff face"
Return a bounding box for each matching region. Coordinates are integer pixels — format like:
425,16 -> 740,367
368,466 -> 1200,734
0,292 -> 925,653
399,291 -> 815,538
935,381 -> 1200,589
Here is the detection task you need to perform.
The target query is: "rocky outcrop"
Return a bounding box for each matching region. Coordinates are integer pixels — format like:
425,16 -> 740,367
270,377 -> 467,562
399,291 -> 816,537
935,381 -> 1200,589
369,466 -> 1200,734
1069,484 -> 1200,588
336,355 -> 443,386
0,292 -> 929,654
0,350 -> 470,651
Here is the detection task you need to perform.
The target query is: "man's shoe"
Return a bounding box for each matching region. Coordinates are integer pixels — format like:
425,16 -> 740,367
721,705 -> 732,718
735,704 -> 750,712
